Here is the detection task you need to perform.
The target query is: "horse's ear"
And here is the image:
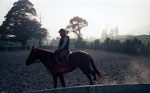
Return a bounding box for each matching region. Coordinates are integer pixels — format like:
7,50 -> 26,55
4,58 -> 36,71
32,46 -> 36,50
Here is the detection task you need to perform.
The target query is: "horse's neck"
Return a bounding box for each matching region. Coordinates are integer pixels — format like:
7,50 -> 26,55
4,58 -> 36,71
37,49 -> 55,65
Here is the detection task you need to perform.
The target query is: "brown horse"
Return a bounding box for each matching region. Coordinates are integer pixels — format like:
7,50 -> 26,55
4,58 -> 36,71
25,46 -> 102,88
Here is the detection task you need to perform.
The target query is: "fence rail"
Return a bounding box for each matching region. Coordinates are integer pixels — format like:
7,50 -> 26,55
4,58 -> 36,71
24,84 -> 150,93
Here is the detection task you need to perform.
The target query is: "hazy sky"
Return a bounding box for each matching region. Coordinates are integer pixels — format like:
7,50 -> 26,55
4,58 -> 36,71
0,0 -> 150,39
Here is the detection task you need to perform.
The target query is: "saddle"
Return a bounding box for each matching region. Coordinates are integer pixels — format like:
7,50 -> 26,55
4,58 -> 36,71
55,51 -> 71,64
53,51 -> 71,73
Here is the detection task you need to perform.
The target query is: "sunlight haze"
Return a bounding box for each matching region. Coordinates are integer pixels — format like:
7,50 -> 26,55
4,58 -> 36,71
0,0 -> 150,39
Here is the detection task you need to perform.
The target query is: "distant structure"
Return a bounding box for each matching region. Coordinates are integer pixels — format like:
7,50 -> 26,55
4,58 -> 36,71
101,25 -> 119,42
26,40 -> 39,49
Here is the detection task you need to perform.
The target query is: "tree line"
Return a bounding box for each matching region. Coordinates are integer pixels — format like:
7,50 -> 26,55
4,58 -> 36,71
73,37 -> 150,55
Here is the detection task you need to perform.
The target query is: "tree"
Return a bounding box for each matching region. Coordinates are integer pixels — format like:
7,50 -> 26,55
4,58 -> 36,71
66,16 -> 88,40
122,39 -> 132,53
109,39 -> 122,52
93,39 -> 101,49
0,0 -> 48,46
101,29 -> 108,42
102,37 -> 111,50
122,38 -> 143,54
131,38 -> 143,54
74,40 -> 88,49
0,26 -> 1,34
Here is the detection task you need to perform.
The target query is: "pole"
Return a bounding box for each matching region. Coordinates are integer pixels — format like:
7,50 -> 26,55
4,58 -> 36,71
39,14 -> 42,48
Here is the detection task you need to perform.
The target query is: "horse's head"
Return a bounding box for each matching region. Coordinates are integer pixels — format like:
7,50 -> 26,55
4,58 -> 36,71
26,46 -> 39,66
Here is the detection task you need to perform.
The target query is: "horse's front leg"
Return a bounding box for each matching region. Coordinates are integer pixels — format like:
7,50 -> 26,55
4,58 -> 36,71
58,73 -> 65,87
52,74 -> 58,88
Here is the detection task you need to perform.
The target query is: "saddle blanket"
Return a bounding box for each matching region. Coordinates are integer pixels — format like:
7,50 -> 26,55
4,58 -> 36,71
52,64 -> 70,73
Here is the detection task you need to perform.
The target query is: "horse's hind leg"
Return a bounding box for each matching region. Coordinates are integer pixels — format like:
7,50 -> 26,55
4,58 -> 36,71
80,66 -> 96,80
90,71 -> 96,80
79,67 -> 93,85
84,72 -> 93,85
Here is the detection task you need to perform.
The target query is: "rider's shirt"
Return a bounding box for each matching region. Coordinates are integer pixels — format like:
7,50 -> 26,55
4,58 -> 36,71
58,36 -> 69,51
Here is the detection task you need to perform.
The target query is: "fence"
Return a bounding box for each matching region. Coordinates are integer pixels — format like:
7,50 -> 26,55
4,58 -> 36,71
24,84 -> 150,93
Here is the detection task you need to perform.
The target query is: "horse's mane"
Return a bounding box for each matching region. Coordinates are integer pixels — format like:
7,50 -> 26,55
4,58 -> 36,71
36,48 -> 54,54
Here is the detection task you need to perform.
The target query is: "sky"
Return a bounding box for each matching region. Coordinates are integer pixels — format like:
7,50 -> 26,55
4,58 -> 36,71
0,0 -> 150,39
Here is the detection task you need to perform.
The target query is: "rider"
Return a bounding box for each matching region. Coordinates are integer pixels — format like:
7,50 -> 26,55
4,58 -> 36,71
55,28 -> 70,64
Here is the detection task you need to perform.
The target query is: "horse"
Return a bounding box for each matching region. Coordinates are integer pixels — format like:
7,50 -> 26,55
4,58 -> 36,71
25,46 -> 102,88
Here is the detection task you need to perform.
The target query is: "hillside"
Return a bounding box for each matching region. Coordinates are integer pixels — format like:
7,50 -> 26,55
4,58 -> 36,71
117,35 -> 150,42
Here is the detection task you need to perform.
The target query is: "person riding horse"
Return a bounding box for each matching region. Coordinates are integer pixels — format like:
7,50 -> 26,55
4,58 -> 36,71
55,28 -> 70,64
26,29 -> 102,88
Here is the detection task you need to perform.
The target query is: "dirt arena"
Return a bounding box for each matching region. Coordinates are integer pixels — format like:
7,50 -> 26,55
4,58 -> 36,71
0,49 -> 150,93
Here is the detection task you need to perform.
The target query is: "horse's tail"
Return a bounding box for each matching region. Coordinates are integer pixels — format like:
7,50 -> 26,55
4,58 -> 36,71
89,56 -> 102,80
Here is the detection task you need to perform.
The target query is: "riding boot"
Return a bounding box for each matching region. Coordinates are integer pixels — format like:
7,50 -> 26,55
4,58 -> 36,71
63,57 -> 68,66
55,55 -> 61,64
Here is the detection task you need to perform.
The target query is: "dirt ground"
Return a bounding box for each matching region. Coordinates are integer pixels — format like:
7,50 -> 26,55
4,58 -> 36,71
0,49 -> 150,93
